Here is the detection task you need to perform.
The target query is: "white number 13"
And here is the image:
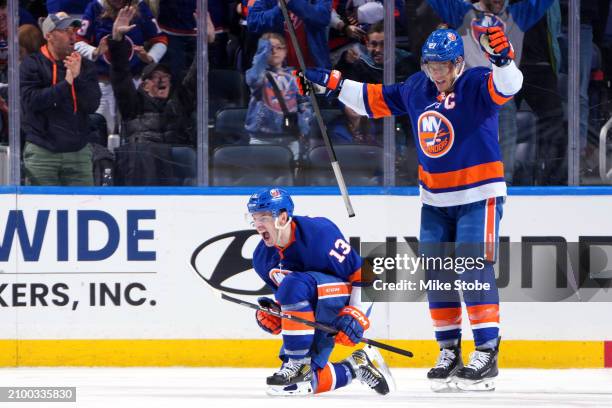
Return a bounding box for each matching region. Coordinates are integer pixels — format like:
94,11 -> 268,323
329,239 -> 351,263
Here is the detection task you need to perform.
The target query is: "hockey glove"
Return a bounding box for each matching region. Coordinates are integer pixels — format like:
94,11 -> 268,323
255,297 -> 281,335
333,306 -> 370,347
293,68 -> 344,95
479,27 -> 515,67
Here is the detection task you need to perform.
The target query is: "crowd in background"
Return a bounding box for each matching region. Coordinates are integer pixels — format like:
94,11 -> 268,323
1,0 -> 612,186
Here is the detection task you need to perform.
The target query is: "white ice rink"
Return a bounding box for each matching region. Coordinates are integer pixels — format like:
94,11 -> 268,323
0,368 -> 611,408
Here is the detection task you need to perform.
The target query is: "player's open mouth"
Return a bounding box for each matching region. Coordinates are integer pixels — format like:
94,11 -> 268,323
262,231 -> 271,241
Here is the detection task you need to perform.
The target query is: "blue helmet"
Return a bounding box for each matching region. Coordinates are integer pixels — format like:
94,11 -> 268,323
421,29 -> 464,63
247,187 -> 294,218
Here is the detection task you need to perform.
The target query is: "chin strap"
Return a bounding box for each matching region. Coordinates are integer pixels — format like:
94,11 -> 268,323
274,216 -> 292,247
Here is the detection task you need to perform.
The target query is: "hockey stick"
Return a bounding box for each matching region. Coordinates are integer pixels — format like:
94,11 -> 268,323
278,0 -> 355,218
215,290 -> 413,358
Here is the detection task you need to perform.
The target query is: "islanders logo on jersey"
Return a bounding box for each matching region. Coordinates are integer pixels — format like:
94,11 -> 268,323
417,111 -> 455,158
470,12 -> 506,47
263,72 -> 298,114
269,268 -> 292,287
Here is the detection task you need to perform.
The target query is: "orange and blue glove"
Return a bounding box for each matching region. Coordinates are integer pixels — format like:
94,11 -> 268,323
255,297 -> 281,335
293,68 -> 344,95
333,306 -> 370,346
480,27 -> 515,67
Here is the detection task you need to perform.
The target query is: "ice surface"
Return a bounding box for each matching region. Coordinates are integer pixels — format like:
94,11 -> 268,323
0,368 -> 610,408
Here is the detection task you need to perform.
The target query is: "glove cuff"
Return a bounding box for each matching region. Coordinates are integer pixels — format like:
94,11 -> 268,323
328,70 -> 343,91
338,306 -> 370,330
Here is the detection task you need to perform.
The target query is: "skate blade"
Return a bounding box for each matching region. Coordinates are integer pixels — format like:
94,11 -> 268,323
266,382 -> 313,397
363,345 -> 396,393
430,378 -> 461,393
454,377 -> 496,392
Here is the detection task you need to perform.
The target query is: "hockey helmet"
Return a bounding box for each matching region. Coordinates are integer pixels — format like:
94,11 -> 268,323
247,187 -> 294,218
421,29 -> 464,64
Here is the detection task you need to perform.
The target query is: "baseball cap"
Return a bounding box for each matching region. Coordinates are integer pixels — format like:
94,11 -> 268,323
41,12 -> 81,37
141,63 -> 172,80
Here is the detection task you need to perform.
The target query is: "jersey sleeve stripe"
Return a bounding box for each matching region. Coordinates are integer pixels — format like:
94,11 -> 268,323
366,84 -> 392,118
487,74 -> 513,105
419,161 -> 505,190
149,34 -> 169,45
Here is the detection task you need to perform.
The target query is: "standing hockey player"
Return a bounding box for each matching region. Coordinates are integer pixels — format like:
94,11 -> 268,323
247,187 -> 394,396
299,27 -> 522,391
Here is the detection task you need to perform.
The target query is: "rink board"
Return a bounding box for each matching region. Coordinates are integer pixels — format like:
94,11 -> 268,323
0,187 -> 611,367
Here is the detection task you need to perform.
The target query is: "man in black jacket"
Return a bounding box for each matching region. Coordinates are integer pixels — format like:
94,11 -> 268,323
21,11 -> 101,185
108,5 -> 197,186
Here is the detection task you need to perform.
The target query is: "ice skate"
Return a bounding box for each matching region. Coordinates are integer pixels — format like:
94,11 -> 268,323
266,358 -> 313,396
455,340 -> 499,391
427,344 -> 463,392
344,345 -> 395,395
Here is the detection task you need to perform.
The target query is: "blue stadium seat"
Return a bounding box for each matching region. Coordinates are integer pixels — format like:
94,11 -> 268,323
303,144 -> 383,186
212,145 -> 295,186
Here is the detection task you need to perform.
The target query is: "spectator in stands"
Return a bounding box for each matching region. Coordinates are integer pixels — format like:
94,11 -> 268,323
331,21 -> 414,143
245,33 -> 312,160
247,0 -> 332,68
515,1 -> 565,185
19,24 -> 45,60
425,0 -> 555,184
75,0 -> 168,134
108,5 -> 197,185
208,0 -> 233,68
158,0 -> 197,82
329,0 -> 384,64
46,0 -> 91,16
21,12 -> 101,185
1,0 -> 39,83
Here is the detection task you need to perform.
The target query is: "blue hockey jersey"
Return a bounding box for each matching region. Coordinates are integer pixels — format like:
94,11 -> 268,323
339,64 -> 523,207
252,215 -> 363,292
76,0 -> 167,76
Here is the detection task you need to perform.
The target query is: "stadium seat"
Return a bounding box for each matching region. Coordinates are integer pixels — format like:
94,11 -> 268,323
304,144 -> 383,186
209,70 -> 248,120
212,108 -> 249,148
212,145 -> 294,186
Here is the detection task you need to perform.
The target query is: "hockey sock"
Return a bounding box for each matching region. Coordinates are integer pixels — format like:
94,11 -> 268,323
314,362 -> 352,394
429,302 -> 462,346
463,263 -> 500,347
280,305 -> 315,359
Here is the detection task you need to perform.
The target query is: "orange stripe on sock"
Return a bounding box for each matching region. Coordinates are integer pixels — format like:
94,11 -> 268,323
429,307 -> 462,327
467,304 -> 499,325
282,310 -> 315,331
315,363 -> 333,393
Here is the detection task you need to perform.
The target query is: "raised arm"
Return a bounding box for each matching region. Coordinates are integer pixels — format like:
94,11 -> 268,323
298,68 -> 409,118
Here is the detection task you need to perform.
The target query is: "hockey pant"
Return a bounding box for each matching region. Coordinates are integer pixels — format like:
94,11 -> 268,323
420,197 -> 503,348
275,271 -> 354,393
